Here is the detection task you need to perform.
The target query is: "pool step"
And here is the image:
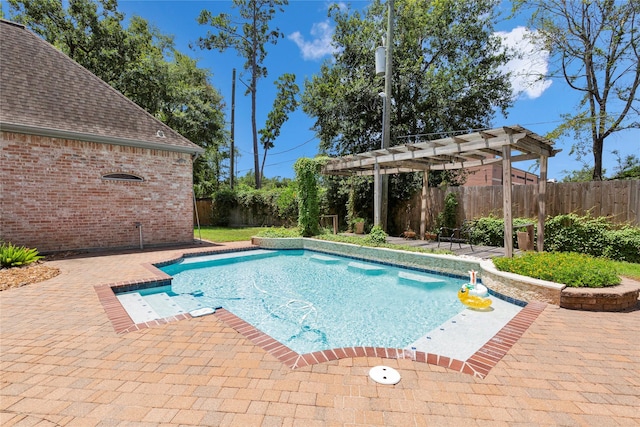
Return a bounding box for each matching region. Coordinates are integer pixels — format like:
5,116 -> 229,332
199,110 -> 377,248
347,262 -> 386,275
398,272 -> 446,287
116,292 -> 160,324
144,292 -> 188,318
171,294 -> 211,313
309,254 -> 340,264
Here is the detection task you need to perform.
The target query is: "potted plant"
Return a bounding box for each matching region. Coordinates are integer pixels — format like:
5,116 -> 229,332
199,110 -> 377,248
424,231 -> 438,241
353,218 -> 365,234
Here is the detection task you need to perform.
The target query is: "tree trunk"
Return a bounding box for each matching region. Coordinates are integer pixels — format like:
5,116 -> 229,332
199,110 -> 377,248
251,7 -> 261,189
592,136 -> 604,181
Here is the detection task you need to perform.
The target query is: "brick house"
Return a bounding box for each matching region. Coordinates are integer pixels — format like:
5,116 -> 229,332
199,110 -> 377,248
463,162 -> 539,186
0,20 -> 205,253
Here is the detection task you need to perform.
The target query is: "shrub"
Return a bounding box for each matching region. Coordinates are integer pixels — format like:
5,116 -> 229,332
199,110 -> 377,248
365,226 -> 387,246
469,216 -> 535,247
0,243 -> 43,268
603,226 -> 640,263
210,188 -> 236,226
493,252 -> 620,288
544,213 -> 610,257
436,192 -> 458,230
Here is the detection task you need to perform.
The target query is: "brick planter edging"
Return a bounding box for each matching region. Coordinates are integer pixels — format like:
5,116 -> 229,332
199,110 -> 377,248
560,278 -> 640,312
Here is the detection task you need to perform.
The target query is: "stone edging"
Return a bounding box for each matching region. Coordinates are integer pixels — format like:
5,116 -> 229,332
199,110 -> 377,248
560,278 -> 640,312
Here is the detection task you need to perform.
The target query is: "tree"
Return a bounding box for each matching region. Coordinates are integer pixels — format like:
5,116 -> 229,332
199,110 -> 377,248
196,0 -> 288,189
259,73 -> 299,179
515,0 -> 640,181
611,151 -> 640,180
302,0 -> 512,232
303,0 -> 512,156
561,165 -> 604,183
7,0 -> 228,194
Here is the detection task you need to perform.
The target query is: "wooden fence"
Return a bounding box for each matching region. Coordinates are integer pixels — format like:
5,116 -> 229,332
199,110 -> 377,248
399,179 -> 639,233
196,180 -> 639,230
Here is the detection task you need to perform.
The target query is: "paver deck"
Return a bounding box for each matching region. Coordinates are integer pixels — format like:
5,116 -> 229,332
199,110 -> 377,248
1,241 -> 639,426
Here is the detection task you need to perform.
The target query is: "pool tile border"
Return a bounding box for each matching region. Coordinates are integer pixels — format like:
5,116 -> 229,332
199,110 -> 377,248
94,245 -> 547,377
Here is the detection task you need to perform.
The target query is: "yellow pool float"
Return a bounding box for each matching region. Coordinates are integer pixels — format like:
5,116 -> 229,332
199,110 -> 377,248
457,287 -> 492,309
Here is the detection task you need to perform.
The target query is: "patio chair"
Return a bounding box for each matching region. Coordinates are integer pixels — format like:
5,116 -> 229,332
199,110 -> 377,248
437,220 -> 475,250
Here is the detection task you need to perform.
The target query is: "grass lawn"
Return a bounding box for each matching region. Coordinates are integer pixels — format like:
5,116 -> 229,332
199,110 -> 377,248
194,226 -> 266,242
614,260 -> 640,281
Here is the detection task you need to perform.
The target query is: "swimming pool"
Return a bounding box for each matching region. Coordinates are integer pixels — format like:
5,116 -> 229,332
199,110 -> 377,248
120,249 -> 483,354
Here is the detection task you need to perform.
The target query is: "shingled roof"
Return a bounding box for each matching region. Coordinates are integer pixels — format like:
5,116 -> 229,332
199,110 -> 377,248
0,20 -> 204,155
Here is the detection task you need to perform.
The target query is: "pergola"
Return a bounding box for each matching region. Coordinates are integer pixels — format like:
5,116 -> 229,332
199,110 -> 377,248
322,125 -> 560,257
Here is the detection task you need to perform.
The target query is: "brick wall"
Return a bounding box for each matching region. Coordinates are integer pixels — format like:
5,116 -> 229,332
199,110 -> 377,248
464,164 -> 539,186
1,132 -> 195,252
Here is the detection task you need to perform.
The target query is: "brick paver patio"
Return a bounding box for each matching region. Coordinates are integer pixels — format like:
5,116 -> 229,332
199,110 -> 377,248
1,242 -> 639,426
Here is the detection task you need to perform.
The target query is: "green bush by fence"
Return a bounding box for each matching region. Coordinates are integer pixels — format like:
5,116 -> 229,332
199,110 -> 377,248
470,213 -> 640,263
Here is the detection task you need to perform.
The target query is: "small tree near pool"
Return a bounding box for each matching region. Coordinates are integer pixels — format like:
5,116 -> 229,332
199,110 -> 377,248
294,157 -> 325,237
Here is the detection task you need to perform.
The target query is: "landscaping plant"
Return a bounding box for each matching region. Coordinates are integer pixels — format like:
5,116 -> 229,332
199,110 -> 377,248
365,226 -> 387,246
493,252 -> 621,288
294,157 -> 325,237
0,242 -> 43,268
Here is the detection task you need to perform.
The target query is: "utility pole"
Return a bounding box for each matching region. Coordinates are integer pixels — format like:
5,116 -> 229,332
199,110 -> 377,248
230,68 -> 236,189
381,0 -> 394,231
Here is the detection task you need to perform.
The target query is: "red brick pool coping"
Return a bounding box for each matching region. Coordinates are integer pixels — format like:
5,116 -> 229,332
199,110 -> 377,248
95,277 -> 546,379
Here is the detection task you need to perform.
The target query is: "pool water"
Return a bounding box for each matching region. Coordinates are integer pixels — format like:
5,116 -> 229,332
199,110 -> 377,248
142,249 -> 470,354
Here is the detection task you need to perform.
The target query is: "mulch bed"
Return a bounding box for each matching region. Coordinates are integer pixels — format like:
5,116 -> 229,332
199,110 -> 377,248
0,262 -> 60,291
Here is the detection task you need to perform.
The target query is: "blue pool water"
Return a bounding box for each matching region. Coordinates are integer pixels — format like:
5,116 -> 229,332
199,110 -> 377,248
146,249 -> 469,354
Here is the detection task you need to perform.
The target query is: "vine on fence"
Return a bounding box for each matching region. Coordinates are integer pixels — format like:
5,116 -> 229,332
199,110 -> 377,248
294,157 -> 326,237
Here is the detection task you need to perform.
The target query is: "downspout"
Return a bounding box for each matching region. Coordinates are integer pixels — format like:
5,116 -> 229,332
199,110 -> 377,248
192,152 -> 202,243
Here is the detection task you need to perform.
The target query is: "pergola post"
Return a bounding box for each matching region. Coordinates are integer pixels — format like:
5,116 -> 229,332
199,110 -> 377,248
502,144 -> 513,257
374,163 -> 381,226
419,169 -> 429,239
537,155 -> 548,252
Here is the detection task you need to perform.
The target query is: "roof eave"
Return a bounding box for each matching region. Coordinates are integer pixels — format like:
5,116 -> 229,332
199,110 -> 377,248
0,122 -> 205,155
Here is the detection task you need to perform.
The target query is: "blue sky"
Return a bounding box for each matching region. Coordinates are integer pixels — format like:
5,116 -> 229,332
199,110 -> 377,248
6,0 -> 639,181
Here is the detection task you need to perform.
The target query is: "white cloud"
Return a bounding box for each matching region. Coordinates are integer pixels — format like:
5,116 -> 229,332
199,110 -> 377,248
496,26 -> 553,100
288,20 -> 336,61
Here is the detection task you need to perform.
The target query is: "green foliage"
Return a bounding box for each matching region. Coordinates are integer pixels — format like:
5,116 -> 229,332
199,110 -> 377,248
302,0 -> 512,157
259,73 -> 300,178
493,252 -> 620,288
561,165 -> 603,183
316,234 -> 453,255
544,214 -> 610,257
603,227 -> 640,264
469,215 -> 504,246
365,226 -> 387,246
196,0 -> 289,188
516,0 -> 639,181
470,213 -> 640,264
294,157 -> 324,237
255,227 -> 301,238
610,152 -> 640,180
612,260 -> 640,281
469,216 -> 536,247
0,243 -> 43,268
210,189 -> 237,226
436,192 -> 458,230
208,181 -> 298,227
